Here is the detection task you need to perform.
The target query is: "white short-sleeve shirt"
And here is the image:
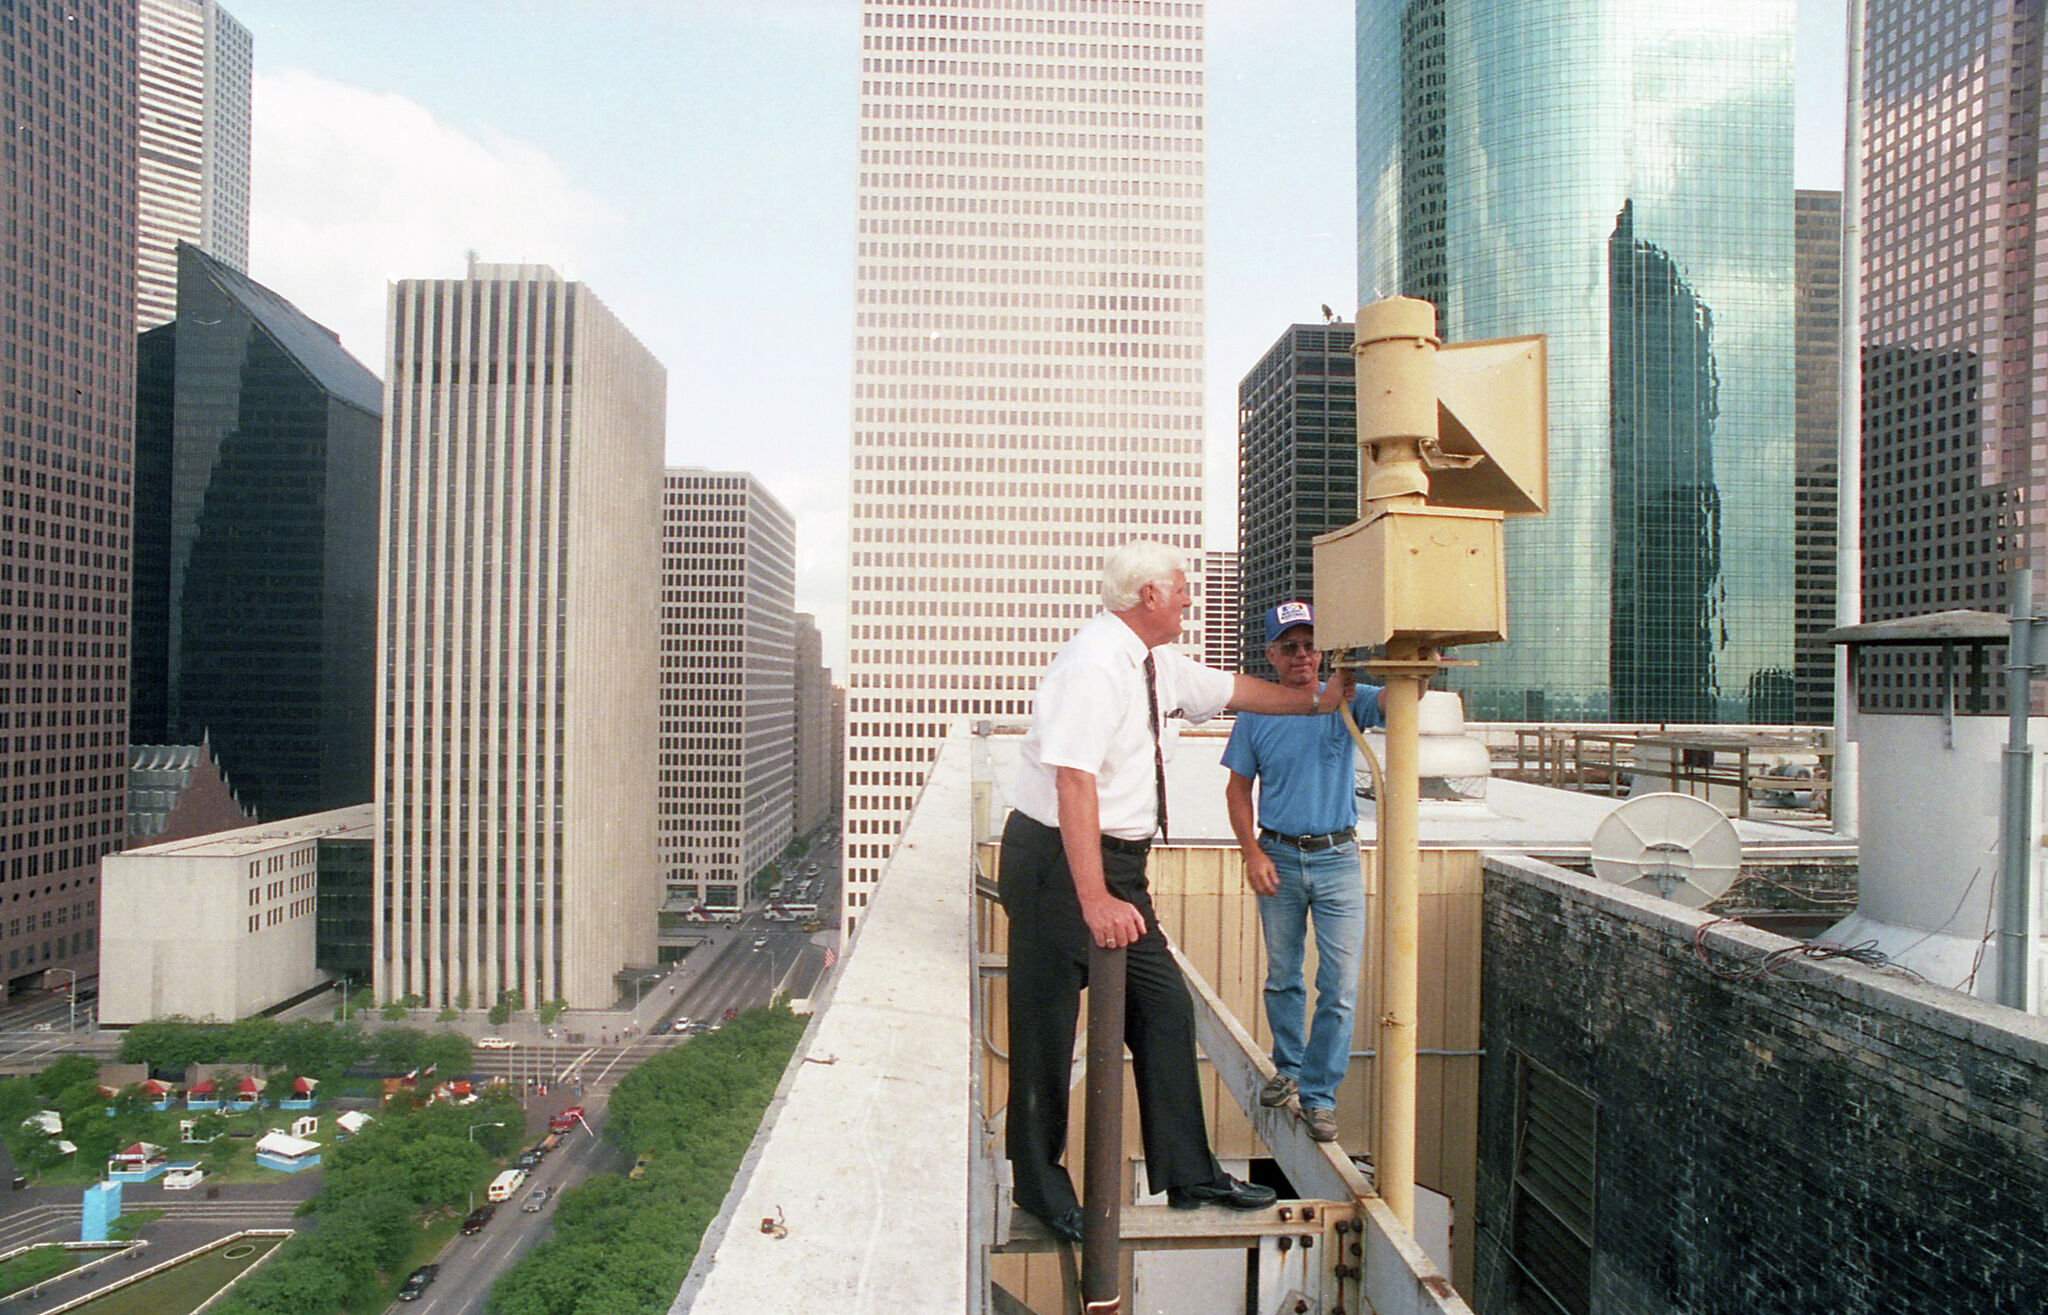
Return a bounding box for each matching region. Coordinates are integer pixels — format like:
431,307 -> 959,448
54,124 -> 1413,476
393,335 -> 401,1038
1013,612 -> 1237,840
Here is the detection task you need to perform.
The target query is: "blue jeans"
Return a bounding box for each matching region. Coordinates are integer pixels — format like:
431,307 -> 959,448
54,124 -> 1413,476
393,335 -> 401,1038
1256,838 -> 1364,1111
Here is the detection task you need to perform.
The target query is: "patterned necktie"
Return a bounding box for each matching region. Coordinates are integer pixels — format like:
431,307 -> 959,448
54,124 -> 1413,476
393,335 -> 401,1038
1144,651 -> 1168,843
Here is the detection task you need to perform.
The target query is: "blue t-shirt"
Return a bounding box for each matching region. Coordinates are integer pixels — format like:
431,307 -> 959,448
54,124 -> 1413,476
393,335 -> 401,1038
1219,682 -> 1384,837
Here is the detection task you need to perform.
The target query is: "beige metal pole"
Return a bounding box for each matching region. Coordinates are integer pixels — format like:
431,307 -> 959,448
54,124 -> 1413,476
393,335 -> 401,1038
1376,642 -> 1422,1233
1350,296 -> 1438,1233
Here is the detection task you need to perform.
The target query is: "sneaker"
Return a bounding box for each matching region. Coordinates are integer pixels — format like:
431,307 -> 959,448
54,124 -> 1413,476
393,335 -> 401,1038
1259,1073 -> 1297,1108
1305,1107 -> 1339,1143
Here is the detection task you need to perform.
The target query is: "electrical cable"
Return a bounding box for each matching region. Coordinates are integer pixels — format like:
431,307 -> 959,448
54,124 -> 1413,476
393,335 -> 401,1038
1692,917 -> 1927,983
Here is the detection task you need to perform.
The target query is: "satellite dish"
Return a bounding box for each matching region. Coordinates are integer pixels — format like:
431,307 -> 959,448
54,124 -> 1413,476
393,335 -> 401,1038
1589,793 -> 1741,908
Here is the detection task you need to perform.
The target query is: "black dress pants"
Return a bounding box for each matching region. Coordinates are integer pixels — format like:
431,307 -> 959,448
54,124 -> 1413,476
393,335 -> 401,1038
998,810 -> 1220,1220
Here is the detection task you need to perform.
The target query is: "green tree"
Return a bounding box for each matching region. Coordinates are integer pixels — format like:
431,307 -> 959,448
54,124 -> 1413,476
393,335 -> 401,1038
538,998 -> 567,1026
488,1005 -> 806,1315
436,1007 -> 459,1023
11,1126 -> 67,1176
117,1019 -> 222,1070
187,1111 -> 230,1143
454,987 -> 472,1012
0,1076 -> 42,1129
378,1001 -> 407,1022
30,1054 -> 98,1100
256,1019 -> 366,1078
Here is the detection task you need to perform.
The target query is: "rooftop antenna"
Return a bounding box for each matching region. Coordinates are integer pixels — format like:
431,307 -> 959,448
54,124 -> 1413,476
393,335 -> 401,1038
1588,792 -> 1741,908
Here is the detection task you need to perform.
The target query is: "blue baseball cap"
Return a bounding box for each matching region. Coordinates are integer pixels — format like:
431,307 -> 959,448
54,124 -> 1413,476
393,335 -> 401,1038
1264,600 -> 1314,645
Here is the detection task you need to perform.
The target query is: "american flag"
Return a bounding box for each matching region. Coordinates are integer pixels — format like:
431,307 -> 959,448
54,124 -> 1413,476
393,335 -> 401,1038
822,946 -> 837,972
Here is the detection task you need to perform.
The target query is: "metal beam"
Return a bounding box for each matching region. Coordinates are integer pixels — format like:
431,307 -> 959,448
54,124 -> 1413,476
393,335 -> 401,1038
1169,943 -> 1375,1205
996,1203 -> 1343,1254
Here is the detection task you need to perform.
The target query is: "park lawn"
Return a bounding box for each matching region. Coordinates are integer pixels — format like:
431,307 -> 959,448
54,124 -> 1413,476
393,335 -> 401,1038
0,1243 -> 84,1295
343,1214 -> 461,1315
25,1106 -> 340,1187
67,1235 -> 284,1315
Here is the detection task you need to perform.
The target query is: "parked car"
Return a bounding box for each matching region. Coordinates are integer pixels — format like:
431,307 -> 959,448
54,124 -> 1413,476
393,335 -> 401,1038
515,1150 -> 543,1171
751,936 -> 768,950
538,1132 -> 563,1153
398,1264 -> 439,1301
686,1019 -> 711,1034
461,1204 -> 495,1235
521,1185 -> 552,1213
476,1036 -> 516,1050
670,1016 -> 692,1033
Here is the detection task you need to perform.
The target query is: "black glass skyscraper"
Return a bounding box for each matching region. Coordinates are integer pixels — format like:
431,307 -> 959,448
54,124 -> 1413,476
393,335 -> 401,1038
132,244 -> 381,819
1237,325 -> 1358,675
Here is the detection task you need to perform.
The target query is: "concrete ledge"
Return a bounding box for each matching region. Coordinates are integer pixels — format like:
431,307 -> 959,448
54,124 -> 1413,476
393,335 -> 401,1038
677,732 -> 977,1313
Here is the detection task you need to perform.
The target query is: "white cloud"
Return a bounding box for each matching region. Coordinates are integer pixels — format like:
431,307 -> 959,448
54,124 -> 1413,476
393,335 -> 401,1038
247,69 -> 616,367
763,462 -> 850,678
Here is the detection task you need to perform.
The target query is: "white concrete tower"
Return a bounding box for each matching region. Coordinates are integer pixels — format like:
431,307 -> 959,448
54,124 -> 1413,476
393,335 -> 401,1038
376,262 -> 664,1011
658,469 -> 797,929
136,0 -> 251,330
846,0 -> 1209,932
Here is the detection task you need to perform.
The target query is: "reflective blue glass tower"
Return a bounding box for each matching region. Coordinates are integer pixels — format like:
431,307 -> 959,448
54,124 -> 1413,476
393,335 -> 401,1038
1358,0 -> 1796,721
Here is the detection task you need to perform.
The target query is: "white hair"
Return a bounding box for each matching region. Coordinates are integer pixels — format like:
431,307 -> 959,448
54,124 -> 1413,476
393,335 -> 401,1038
1102,540 -> 1186,611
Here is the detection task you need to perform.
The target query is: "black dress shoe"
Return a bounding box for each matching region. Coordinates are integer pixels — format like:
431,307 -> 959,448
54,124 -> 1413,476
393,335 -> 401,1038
1021,1204 -> 1084,1242
1167,1175 -> 1278,1211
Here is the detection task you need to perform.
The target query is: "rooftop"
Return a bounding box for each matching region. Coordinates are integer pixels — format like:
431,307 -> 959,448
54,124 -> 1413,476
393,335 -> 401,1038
120,802 -> 374,859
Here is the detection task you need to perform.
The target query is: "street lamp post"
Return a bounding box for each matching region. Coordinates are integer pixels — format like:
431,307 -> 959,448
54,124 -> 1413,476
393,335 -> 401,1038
467,1121 -> 505,1213
47,969 -> 77,1033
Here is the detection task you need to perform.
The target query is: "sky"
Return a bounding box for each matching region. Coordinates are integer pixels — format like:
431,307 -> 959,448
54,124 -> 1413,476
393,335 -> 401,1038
225,0 -> 1849,674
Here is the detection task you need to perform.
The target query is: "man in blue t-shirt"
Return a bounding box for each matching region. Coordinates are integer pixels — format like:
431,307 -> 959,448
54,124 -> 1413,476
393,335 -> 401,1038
1221,600 -> 1386,1143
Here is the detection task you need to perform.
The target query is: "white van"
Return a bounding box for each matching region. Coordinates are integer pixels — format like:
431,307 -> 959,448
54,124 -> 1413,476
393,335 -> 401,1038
486,1168 -> 527,1203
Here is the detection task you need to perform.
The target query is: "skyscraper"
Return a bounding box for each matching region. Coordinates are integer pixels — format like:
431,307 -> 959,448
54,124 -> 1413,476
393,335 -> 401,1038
1236,323 -> 1358,674
658,469 -> 795,918
792,613 -> 836,838
135,0 -> 251,331
1794,190 -> 1842,725
1859,0 -> 2027,715
376,262 -> 663,1011
0,0 -> 138,990
1201,547 -> 1239,673
848,0 -> 1208,929
132,244 -> 381,819
1358,0 -> 1796,721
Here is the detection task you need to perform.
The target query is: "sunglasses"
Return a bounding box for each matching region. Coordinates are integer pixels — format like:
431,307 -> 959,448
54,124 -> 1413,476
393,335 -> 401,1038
1271,640 -> 1318,656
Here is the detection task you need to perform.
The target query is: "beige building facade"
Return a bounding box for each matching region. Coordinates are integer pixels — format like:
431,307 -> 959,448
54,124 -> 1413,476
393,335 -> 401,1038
376,262 -> 664,1010
658,470 -> 795,915
136,0 -> 251,330
845,0 -> 1209,931
793,614 -> 837,838
100,805 -> 369,1026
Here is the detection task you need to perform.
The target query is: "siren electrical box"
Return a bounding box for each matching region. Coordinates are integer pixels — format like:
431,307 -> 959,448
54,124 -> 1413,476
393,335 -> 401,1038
1312,301 -> 1547,652
1314,505 -> 1506,649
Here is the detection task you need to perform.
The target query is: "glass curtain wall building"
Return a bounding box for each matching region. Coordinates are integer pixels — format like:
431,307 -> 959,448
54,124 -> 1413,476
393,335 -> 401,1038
132,244 -> 381,820
1358,0 -> 1796,721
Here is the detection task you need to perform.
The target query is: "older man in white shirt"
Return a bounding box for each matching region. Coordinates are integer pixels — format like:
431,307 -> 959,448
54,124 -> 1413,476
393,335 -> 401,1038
1000,539 -> 1352,1243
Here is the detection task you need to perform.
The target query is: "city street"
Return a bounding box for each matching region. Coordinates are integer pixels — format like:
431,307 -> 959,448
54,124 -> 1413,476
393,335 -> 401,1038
0,831 -> 842,1313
